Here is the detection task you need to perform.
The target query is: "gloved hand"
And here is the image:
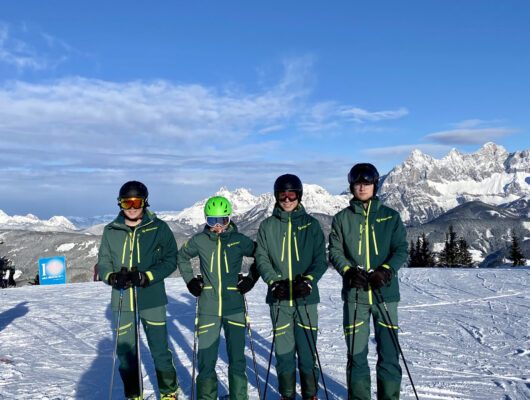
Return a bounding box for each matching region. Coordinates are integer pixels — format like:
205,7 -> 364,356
271,279 -> 290,300
187,277 -> 204,297
237,274 -> 256,294
293,275 -> 312,298
130,269 -> 149,288
343,267 -> 369,289
108,267 -> 131,290
369,266 -> 393,289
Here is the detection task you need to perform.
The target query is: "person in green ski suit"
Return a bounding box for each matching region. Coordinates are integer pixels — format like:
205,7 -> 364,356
177,196 -> 259,400
255,174 -> 327,400
98,181 -> 179,400
328,163 -> 408,400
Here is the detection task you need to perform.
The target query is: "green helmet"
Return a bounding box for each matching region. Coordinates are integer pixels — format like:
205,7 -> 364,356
204,196 -> 232,217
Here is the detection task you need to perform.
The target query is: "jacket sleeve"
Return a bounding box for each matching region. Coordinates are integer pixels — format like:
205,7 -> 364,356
255,222 -> 279,285
303,220 -> 327,283
97,229 -> 114,284
241,237 -> 260,283
177,236 -> 199,284
145,222 -> 178,284
383,213 -> 408,272
328,215 -> 353,276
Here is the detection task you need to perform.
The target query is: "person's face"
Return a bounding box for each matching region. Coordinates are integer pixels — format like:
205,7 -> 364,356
120,197 -> 145,221
123,206 -> 144,221
353,182 -> 374,201
278,191 -> 299,212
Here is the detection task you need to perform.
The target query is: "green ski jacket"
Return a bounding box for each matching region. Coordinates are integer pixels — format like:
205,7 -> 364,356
98,210 -> 178,311
328,198 -> 408,304
255,204 -> 327,306
177,223 -> 257,316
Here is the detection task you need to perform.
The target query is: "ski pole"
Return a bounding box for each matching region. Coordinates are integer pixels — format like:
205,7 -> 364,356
346,289 -> 359,400
133,285 -> 143,398
298,297 -> 329,400
240,274 -> 262,400
191,274 -> 202,400
108,289 -> 124,400
263,300 -> 281,400
374,289 -> 419,400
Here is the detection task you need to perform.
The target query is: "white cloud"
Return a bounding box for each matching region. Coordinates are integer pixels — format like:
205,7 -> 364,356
425,127 -> 514,145
338,106 -> 409,123
362,144 -> 451,158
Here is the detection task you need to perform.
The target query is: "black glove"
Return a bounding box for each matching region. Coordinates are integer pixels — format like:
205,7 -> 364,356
271,279 -> 290,300
293,275 -> 312,298
369,266 -> 393,289
108,267 -> 131,290
130,269 -> 149,288
237,274 -> 256,294
187,277 -> 204,297
343,267 -> 369,289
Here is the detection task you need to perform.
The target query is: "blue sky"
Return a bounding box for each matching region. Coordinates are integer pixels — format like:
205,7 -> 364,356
1,1 -> 529,218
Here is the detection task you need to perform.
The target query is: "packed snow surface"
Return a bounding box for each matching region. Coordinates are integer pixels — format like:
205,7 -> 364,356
0,269 -> 528,399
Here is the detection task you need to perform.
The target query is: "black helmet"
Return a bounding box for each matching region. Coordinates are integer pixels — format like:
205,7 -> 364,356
274,174 -> 303,202
348,163 -> 380,194
118,181 -> 149,206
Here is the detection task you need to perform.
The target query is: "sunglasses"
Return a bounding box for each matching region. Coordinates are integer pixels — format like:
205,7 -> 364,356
278,191 -> 299,202
119,198 -> 145,210
206,216 -> 230,227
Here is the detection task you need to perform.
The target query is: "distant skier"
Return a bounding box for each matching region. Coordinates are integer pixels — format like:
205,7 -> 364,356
98,181 -> 179,400
328,163 -> 408,400
255,174 -> 327,400
177,196 -> 259,400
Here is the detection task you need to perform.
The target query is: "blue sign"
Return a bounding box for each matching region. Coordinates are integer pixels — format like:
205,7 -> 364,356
39,256 -> 67,285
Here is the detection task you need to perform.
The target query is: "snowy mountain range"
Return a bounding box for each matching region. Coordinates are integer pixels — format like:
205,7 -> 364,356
1,143 -> 529,282
379,142 -> 530,225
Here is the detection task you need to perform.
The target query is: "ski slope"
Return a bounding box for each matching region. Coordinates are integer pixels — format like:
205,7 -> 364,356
0,269 -> 529,400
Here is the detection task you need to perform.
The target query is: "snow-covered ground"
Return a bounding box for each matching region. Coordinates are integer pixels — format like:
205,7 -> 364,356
0,269 -> 529,400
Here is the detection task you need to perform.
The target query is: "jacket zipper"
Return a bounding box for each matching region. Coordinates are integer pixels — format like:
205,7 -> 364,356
288,215 -> 293,306
217,236 -> 222,317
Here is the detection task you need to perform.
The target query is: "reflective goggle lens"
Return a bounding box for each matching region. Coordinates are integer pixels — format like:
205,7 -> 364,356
120,198 -> 145,209
206,216 -> 230,227
278,191 -> 298,202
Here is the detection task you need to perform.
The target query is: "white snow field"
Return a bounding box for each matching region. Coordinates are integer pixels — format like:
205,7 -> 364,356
0,269 -> 529,400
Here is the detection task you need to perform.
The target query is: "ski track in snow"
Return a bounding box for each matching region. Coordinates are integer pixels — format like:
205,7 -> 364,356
0,269 -> 529,400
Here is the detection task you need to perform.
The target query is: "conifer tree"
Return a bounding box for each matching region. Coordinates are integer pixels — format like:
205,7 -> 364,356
420,232 -> 436,267
507,231 -> 526,267
456,237 -> 473,267
438,225 -> 458,267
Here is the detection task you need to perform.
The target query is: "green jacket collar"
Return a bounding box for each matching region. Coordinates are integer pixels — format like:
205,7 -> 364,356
202,221 -> 238,241
349,197 -> 381,215
272,203 -> 307,222
110,209 -> 156,230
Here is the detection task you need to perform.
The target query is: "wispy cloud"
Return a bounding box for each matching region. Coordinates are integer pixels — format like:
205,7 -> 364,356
425,126 -> 515,145
0,21 -> 80,71
362,144 -> 451,158
338,106 -> 409,123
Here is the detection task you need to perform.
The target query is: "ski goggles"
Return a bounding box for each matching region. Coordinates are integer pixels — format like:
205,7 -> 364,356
206,216 -> 230,227
119,197 -> 145,210
277,191 -> 299,202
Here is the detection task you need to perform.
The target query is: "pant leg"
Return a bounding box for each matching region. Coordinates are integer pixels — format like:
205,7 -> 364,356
293,302 -> 319,399
344,301 -> 372,400
270,304 -> 296,398
114,311 -> 142,398
140,306 -> 178,395
223,311 -> 248,400
196,314 -> 222,400
373,302 -> 401,400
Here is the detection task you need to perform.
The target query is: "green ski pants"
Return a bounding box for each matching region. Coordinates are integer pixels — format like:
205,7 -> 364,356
343,301 -> 401,400
114,306 -> 178,398
196,311 -> 248,400
270,302 -> 319,399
